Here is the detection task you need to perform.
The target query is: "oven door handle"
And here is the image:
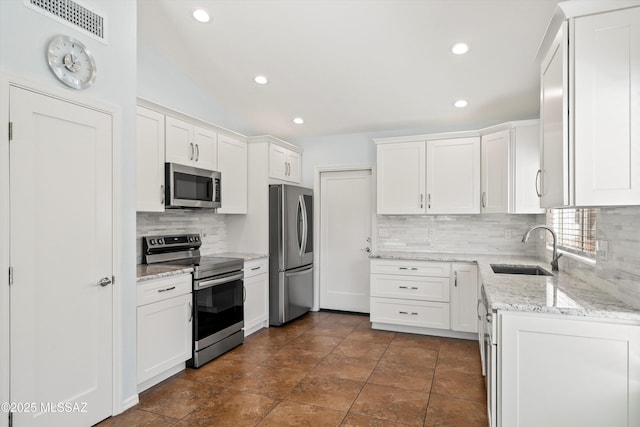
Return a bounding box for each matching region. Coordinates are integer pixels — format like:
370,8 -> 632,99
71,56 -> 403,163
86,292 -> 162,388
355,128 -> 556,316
194,272 -> 244,290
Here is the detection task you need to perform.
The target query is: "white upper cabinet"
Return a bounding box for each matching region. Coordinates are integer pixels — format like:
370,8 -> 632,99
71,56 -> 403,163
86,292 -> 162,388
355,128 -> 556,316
136,106 -> 165,212
481,130 -> 510,213
217,133 -> 248,214
573,7 -> 640,206
538,5 -> 640,207
427,137 -> 480,214
165,116 -> 217,170
269,143 -> 301,183
376,141 -> 426,214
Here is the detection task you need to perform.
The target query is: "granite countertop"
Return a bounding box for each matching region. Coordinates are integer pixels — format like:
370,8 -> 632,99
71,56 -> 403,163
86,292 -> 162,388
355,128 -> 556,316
371,251 -> 640,322
212,252 -> 268,262
137,264 -> 193,282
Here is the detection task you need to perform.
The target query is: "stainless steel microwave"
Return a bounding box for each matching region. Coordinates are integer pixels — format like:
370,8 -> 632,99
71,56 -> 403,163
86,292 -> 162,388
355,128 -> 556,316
165,163 -> 221,209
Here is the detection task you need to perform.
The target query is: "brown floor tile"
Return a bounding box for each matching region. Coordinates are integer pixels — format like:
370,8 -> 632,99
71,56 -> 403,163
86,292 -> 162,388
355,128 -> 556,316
136,378 -> 221,419
217,340 -> 280,364
341,412 -> 415,427
382,345 -> 438,370
347,328 -> 396,345
260,346 -> 326,373
95,409 -> 178,426
391,333 -> 442,351
288,374 -> 365,412
436,341 -> 483,375
177,358 -> 259,387
182,388 -> 277,426
312,353 -> 379,382
351,383 -> 429,426
333,336 -> 389,361
431,370 -> 486,402
368,357 -> 434,392
289,333 -> 344,355
308,321 -> 358,338
258,400 -> 346,427
227,365 -> 308,399
323,312 -> 370,327
425,395 -> 488,427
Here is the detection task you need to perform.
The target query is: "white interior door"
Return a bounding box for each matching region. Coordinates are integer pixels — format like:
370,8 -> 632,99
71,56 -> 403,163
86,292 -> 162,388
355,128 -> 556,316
9,86 -> 113,427
319,169 -> 372,313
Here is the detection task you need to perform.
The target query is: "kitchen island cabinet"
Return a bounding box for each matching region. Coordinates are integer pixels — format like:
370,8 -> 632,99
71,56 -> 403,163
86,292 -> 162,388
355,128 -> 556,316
243,257 -> 269,336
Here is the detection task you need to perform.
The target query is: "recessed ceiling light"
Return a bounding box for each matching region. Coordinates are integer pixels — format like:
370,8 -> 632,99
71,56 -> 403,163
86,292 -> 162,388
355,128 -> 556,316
192,8 -> 211,23
454,100 -> 468,108
293,117 -> 304,125
254,75 -> 268,85
451,42 -> 469,55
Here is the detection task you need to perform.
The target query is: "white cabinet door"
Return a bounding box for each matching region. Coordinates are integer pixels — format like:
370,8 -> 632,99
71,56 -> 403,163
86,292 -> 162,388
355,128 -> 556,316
269,144 -> 288,181
287,149 -> 301,183
500,313 -> 640,427
243,273 -> 268,336
427,137 -> 480,214
540,22 -> 571,208
136,106 -> 165,212
165,116 -> 195,167
193,125 -> 217,171
137,293 -> 192,384
513,123 -> 544,214
450,263 -> 478,333
481,130 -> 510,213
217,134 -> 248,214
376,141 -> 426,214
574,7 -> 640,206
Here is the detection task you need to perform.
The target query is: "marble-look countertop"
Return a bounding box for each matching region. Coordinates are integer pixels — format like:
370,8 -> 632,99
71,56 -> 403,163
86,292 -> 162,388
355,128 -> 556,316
371,251 -> 640,322
212,252 -> 268,262
136,264 -> 193,282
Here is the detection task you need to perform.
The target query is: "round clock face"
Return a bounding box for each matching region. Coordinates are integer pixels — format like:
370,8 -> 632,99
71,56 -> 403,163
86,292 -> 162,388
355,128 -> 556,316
47,35 -> 97,90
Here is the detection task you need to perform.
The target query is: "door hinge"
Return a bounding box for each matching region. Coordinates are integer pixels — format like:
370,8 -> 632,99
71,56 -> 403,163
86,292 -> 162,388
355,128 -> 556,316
8,267 -> 13,286
8,122 -> 13,141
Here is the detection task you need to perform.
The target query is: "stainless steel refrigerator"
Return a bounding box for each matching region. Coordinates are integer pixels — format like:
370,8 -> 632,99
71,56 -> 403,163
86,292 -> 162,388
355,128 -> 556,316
269,184 -> 313,326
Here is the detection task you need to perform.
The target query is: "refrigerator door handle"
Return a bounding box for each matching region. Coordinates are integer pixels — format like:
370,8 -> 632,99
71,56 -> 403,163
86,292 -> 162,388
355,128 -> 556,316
286,265 -> 313,277
300,195 -> 308,257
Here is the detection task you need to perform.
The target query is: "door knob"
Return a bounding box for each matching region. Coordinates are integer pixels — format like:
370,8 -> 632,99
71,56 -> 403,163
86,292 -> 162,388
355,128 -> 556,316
97,277 -> 112,287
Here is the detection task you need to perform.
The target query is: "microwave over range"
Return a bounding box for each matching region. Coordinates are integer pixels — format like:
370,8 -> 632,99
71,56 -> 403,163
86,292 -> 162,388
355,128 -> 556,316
165,162 -> 221,209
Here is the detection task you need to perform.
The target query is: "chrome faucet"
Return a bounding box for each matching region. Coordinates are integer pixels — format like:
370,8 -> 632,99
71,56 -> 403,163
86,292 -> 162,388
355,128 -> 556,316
522,225 -> 562,271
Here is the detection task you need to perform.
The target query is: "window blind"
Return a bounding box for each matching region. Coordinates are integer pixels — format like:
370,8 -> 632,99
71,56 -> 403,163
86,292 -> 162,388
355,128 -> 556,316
546,208 -> 597,257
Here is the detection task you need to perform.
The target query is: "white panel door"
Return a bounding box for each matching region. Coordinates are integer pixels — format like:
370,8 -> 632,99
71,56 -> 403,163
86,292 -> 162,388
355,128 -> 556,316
450,263 -> 478,333
269,144 -> 288,180
427,137 -> 480,214
217,134 -> 248,214
376,141 -> 426,214
136,106 -> 165,212
193,125 -> 217,171
513,124 -> 545,214
9,87 -> 113,426
481,130 -> 510,213
574,7 -> 640,206
165,116 -> 194,166
320,169 -> 372,312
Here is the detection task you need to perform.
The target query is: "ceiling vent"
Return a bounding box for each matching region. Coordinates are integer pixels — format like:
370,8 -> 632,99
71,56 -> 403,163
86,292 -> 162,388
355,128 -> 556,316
25,0 -> 108,44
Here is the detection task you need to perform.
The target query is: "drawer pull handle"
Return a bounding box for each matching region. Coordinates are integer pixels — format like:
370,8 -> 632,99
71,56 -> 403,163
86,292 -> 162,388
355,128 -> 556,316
399,311 -> 419,316
251,267 -> 261,271
398,286 -> 419,290
158,286 -> 176,293
399,267 -> 418,271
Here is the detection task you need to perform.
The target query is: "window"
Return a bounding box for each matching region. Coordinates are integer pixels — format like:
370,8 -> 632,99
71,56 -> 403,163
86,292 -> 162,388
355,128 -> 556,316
546,208 -> 597,258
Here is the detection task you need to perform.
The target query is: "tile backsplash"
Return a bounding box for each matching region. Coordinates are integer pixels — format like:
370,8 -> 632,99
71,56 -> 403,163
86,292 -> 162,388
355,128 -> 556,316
375,214 -> 545,255
136,211 -> 227,264
540,206 -> 640,309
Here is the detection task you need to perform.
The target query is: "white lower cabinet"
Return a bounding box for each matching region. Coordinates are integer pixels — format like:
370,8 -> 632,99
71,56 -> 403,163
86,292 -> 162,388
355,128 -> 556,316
243,257 -> 269,336
370,259 -> 477,337
137,274 -> 192,392
498,312 -> 640,427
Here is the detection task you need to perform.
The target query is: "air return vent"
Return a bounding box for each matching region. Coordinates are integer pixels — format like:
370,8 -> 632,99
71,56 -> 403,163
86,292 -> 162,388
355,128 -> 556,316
25,0 -> 108,43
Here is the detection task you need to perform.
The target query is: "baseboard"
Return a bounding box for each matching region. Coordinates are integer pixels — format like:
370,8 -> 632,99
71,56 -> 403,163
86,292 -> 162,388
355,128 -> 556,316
371,322 -> 477,340
136,362 -> 185,394
120,394 -> 139,413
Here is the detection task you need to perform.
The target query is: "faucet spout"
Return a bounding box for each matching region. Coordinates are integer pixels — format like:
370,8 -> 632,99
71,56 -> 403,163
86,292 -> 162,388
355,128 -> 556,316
521,225 -> 562,271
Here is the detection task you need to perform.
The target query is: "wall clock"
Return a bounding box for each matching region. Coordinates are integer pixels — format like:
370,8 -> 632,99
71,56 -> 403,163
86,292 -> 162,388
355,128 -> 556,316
47,35 -> 97,90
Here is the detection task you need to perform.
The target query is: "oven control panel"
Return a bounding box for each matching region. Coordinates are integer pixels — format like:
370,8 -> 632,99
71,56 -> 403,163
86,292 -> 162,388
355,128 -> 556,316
143,233 -> 201,253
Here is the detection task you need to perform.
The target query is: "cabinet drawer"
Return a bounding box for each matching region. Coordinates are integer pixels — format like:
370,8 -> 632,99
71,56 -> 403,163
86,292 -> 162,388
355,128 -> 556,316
370,298 -> 450,330
371,274 -> 450,302
137,274 -> 192,306
371,259 -> 450,277
244,257 -> 268,279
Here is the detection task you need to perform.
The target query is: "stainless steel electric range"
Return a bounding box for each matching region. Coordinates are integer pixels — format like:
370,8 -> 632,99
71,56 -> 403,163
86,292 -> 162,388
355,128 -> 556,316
142,234 -> 244,368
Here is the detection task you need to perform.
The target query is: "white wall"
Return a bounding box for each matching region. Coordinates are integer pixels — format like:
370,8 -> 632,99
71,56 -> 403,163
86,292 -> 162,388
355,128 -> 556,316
0,0 -> 138,409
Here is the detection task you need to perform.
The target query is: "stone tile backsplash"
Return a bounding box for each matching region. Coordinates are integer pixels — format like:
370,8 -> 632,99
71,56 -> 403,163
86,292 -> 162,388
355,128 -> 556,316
136,211 -> 227,264
375,214 -> 545,255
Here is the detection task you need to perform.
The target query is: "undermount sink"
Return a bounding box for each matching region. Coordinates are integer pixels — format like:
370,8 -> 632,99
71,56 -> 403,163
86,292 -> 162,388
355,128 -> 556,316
490,264 -> 553,276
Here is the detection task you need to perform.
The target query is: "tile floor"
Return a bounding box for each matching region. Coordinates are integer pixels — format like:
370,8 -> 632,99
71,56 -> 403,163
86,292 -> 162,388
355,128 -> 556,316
98,311 -> 488,426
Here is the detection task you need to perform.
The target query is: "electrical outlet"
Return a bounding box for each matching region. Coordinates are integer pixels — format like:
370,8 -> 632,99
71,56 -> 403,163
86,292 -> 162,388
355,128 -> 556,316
504,229 -> 512,239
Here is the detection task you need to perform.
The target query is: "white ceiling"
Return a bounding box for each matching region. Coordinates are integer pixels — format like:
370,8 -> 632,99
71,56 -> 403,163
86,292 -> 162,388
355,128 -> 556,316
138,0 -> 559,140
